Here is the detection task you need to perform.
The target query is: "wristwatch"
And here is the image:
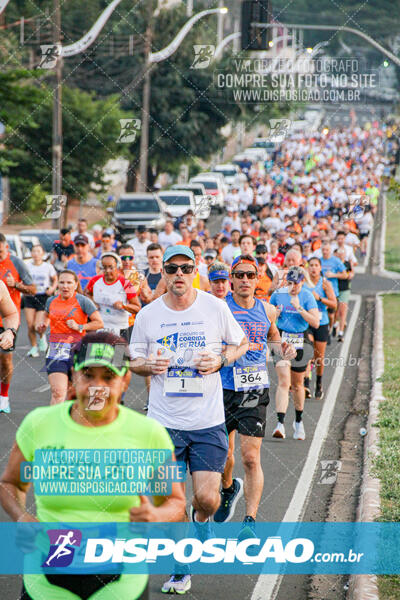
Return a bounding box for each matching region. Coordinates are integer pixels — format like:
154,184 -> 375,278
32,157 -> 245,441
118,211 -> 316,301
78,324 -> 84,333
5,328 -> 17,339
218,355 -> 229,370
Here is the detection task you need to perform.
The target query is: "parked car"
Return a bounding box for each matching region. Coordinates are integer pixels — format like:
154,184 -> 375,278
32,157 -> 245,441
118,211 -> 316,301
19,234 -> 40,255
212,164 -> 240,187
5,235 -> 30,261
252,138 -> 276,153
21,230 -> 60,260
158,190 -> 196,220
112,193 -> 166,239
170,183 -> 211,221
189,175 -> 225,213
197,171 -> 228,196
243,147 -> 269,162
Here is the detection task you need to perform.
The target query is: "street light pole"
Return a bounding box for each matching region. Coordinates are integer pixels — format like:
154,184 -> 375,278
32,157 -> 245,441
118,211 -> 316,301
138,26 -> 152,192
137,6 -> 228,192
52,0 -> 63,228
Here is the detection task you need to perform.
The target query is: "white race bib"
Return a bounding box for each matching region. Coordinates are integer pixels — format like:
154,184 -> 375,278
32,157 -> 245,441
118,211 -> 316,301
233,365 -> 269,391
282,332 -> 304,349
46,342 -> 72,361
164,368 -> 203,397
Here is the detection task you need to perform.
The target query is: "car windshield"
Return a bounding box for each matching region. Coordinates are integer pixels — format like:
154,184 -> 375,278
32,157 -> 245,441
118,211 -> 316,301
194,180 -> 217,190
174,187 -> 202,197
116,198 -> 159,213
6,239 -> 16,253
160,195 -> 191,206
34,232 -> 60,252
214,169 -> 236,177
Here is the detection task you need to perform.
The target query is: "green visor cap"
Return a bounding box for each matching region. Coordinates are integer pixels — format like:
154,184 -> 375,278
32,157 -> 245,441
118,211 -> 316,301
73,341 -> 129,376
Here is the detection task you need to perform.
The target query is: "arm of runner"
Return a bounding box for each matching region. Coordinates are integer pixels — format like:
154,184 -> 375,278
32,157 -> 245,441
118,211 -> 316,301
264,302 -> 296,361
66,309 -> 103,333
151,278 -> 167,300
7,259 -> 36,295
46,269 -> 58,296
291,294 -> 320,329
139,279 -> 153,304
0,281 -> 19,349
195,336 -> 248,376
321,278 -> 338,310
0,442 -> 38,523
36,312 -> 50,335
121,296 -> 142,314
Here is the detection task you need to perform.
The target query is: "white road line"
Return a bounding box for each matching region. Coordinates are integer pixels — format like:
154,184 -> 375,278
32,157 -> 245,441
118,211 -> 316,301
251,294 -> 362,600
32,384 -> 51,393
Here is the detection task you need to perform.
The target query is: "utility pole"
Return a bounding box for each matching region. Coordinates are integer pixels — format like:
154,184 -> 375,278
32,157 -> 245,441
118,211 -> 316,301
138,24 -> 152,193
217,0 -> 224,45
52,0 -> 63,228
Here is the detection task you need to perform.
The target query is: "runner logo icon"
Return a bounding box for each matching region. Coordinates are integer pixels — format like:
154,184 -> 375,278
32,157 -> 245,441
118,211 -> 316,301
42,529 -> 82,567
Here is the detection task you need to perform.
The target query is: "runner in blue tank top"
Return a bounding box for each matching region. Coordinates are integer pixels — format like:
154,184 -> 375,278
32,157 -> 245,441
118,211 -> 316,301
304,257 -> 337,400
213,255 -> 295,535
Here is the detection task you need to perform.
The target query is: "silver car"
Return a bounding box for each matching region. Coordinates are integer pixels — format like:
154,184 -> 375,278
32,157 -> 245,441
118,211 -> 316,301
112,193 -> 166,239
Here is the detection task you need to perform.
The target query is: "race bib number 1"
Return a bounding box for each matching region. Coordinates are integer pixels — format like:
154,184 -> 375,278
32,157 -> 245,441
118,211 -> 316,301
282,332 -> 304,349
164,368 -> 203,397
233,365 -> 269,392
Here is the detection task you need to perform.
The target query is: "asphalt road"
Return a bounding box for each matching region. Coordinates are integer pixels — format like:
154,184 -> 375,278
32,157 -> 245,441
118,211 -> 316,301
0,205 -> 390,599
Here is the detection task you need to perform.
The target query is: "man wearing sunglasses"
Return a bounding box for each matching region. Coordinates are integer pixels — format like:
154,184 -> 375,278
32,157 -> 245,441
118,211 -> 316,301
215,255 -> 295,534
130,245 -> 248,594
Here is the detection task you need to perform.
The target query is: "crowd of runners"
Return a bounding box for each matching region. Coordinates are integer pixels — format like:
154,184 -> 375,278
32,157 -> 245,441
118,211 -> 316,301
0,122 -> 391,598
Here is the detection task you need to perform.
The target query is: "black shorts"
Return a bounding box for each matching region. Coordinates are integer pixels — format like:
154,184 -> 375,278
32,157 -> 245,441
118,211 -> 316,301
277,329 -> 314,373
24,293 -> 48,311
327,307 -> 335,314
223,388 -> 270,437
308,323 -> 330,343
0,327 -> 17,353
359,232 -> 369,239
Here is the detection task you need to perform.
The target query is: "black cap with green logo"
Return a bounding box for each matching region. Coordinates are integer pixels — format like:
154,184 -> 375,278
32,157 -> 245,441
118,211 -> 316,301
73,332 -> 130,376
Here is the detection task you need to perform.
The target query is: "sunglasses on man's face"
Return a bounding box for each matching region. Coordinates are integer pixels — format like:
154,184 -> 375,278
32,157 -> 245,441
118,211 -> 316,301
231,271 -> 258,280
164,263 -> 195,275
120,255 -> 134,261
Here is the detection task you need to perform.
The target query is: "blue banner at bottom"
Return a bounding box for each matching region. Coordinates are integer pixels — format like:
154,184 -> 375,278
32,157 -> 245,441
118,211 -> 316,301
1,522 -> 399,575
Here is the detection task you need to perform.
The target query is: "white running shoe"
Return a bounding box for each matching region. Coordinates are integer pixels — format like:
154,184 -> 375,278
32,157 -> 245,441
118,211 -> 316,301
272,422 -> 286,439
38,336 -> 48,352
0,395 -> 10,414
293,420 -> 306,440
27,346 -> 39,358
161,574 -> 191,594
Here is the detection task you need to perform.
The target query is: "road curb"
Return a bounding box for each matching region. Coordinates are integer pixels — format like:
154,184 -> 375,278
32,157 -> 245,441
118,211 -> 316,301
348,294 -> 385,600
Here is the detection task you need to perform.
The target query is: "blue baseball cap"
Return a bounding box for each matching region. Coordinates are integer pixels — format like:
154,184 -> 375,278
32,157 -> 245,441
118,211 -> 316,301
208,269 -> 230,281
163,245 -> 195,264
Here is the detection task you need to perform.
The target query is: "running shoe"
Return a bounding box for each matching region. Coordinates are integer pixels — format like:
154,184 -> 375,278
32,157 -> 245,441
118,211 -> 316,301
27,346 -> 39,358
293,420 -> 306,440
238,516 -> 257,542
272,422 -> 286,439
38,336 -> 48,352
190,507 -> 215,542
337,332 -> 344,343
304,386 -> 311,399
214,478 -> 244,523
0,396 -> 10,414
315,385 -> 324,400
161,574 -> 192,594
332,323 -> 338,338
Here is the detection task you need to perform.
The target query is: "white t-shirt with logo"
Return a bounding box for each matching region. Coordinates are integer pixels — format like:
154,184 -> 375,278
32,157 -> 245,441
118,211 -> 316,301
86,274 -> 136,333
27,261 -> 56,294
130,290 -> 245,430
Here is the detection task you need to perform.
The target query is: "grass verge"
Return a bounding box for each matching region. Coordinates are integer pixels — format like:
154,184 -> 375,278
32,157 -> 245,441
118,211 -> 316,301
385,187 -> 400,273
375,294 -> 400,599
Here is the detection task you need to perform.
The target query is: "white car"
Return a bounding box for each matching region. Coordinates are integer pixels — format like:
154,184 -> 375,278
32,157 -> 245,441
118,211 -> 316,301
170,183 -> 211,221
212,164 -> 240,187
189,175 -> 225,213
5,235 -> 30,261
196,171 -> 228,196
158,190 -> 197,220
252,138 -> 276,153
243,147 -> 269,162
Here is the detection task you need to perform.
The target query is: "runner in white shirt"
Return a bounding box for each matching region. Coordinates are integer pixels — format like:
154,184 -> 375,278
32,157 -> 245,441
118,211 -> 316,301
127,225 -> 151,270
86,252 -> 139,341
130,245 -> 247,594
158,221 -> 182,249
24,245 -> 58,357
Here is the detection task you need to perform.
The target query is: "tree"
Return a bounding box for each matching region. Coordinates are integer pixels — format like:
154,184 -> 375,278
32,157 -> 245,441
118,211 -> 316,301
4,84 -> 130,213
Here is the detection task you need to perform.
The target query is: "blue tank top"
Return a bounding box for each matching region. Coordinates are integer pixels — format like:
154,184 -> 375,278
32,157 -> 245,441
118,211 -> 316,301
304,277 -> 329,326
220,294 -> 271,390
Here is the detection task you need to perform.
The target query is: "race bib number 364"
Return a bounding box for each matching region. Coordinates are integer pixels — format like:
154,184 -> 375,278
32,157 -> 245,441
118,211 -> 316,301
233,365 -> 269,392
